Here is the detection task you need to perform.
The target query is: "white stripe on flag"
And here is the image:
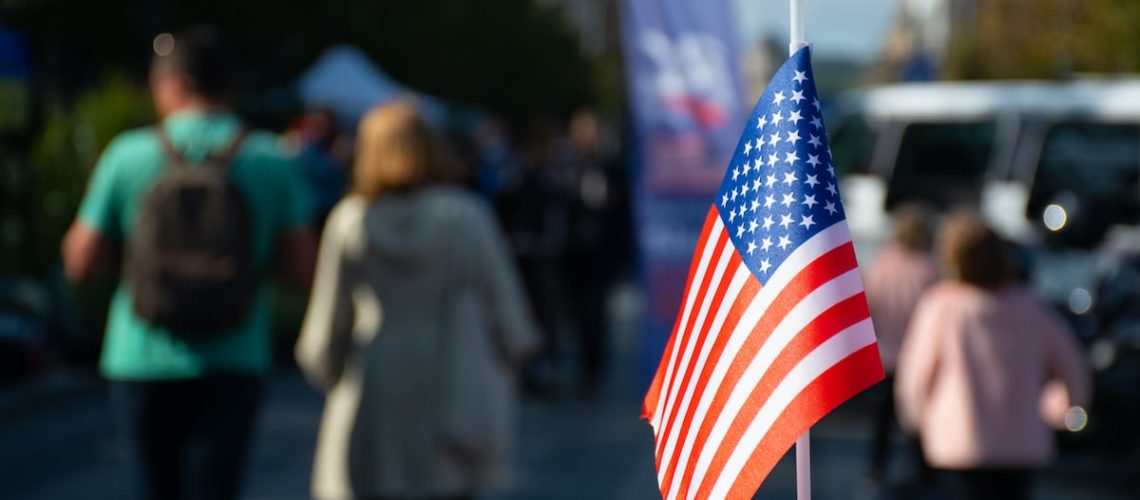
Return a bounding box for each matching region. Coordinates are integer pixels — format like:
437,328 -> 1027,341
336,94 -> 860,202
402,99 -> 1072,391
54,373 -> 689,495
707,318 -> 877,499
682,269 -> 865,497
657,221 -> 852,492
652,217 -> 725,431
656,263 -> 751,473
671,268 -> 864,499
656,238 -> 737,447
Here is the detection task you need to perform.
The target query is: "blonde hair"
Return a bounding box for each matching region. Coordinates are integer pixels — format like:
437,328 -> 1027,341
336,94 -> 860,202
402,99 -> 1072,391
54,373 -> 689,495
938,211 -> 1015,290
353,100 -> 450,198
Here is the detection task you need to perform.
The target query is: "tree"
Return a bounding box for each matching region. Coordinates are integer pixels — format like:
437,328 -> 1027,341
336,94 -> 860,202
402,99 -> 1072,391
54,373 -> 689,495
4,0 -> 597,126
947,0 -> 1140,79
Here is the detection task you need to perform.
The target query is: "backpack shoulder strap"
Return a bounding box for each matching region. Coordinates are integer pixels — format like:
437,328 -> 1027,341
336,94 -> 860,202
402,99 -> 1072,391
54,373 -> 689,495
203,127 -> 250,171
154,127 -> 188,169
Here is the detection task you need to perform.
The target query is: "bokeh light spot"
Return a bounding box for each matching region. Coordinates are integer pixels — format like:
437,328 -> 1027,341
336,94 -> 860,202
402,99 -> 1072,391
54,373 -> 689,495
1065,406 -> 1089,432
153,33 -> 175,57
1068,288 -> 1092,315
1043,204 -> 1067,231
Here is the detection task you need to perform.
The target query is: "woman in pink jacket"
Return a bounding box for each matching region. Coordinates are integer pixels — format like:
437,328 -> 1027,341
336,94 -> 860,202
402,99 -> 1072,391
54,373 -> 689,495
895,212 -> 1090,500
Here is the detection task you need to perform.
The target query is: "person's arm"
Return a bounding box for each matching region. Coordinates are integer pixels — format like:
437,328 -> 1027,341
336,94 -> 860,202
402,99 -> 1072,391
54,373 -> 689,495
470,198 -> 540,367
62,223 -> 115,284
269,145 -> 319,290
63,135 -> 126,284
894,290 -> 944,433
295,200 -> 361,390
1038,296 -> 1092,427
276,227 -> 317,291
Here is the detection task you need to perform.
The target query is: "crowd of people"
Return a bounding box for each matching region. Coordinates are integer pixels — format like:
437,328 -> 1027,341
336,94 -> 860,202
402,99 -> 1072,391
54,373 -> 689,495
56,26 -> 1093,500
59,27 -> 630,500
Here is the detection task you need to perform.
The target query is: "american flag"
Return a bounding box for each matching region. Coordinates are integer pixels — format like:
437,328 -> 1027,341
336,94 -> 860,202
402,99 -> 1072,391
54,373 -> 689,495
643,47 -> 884,500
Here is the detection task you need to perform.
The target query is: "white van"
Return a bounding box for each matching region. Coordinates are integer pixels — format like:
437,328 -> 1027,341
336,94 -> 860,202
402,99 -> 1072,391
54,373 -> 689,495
829,80 -> 1140,306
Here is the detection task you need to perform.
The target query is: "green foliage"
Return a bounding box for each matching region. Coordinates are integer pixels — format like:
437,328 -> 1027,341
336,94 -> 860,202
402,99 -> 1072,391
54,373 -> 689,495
9,0 -> 599,127
1069,0 -> 1140,74
330,0 -> 595,121
18,76 -> 153,272
948,0 -> 1140,79
5,0 -> 602,269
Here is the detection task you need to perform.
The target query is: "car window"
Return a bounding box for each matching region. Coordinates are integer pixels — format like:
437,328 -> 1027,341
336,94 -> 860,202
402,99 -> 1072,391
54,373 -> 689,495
885,122 -> 997,210
1028,122 -> 1140,226
828,114 -> 875,176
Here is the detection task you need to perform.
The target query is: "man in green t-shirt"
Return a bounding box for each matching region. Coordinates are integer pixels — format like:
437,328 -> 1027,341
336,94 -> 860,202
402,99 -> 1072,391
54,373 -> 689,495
62,28 -> 316,500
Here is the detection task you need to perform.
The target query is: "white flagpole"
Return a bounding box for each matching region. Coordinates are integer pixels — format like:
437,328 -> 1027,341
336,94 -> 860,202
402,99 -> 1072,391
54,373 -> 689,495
789,0 -> 807,55
790,4 -> 812,500
796,431 -> 811,500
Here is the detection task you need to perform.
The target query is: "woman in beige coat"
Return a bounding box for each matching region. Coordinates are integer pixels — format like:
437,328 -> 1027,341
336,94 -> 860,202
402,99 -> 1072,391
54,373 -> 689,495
296,101 -> 539,500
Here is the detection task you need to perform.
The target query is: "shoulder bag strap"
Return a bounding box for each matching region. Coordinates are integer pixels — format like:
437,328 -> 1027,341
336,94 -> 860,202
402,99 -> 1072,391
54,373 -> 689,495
155,126 -> 249,171
203,127 -> 249,171
154,127 -> 188,169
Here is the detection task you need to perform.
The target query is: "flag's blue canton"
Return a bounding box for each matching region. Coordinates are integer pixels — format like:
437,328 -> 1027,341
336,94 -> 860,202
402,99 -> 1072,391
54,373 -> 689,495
715,47 -> 845,285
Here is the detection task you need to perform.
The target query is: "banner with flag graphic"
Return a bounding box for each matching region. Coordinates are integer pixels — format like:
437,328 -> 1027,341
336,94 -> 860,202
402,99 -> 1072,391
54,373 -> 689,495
618,0 -> 746,393
643,47 -> 884,500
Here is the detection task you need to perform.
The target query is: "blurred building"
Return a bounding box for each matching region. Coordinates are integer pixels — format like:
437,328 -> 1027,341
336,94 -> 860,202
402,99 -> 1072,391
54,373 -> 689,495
740,36 -> 784,105
742,39 -> 868,99
877,0 -> 984,81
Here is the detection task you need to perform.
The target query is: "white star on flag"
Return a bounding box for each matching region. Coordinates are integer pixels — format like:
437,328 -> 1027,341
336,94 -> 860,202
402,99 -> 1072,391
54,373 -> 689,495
799,214 -> 815,229
802,194 -> 818,209
781,192 -> 795,207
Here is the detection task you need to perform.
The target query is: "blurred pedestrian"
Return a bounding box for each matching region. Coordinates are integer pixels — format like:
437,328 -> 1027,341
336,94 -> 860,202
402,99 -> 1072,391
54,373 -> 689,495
863,204 -> 938,488
286,106 -> 352,233
561,109 -> 631,395
895,212 -> 1091,500
295,100 -> 538,500
61,27 -> 317,500
496,117 -> 567,395
472,117 -> 515,203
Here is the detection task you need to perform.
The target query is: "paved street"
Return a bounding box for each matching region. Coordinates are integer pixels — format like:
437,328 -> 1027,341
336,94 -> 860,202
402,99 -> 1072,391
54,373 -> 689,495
1,357 -> 1137,499
1,287 -> 1137,500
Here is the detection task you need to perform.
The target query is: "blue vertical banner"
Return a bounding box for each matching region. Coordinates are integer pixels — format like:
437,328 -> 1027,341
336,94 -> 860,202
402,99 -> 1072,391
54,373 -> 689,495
620,0 -> 745,391
0,29 -> 30,132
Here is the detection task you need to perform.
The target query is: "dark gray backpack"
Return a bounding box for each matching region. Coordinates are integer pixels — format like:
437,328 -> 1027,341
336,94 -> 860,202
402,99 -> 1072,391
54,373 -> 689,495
127,128 -> 257,335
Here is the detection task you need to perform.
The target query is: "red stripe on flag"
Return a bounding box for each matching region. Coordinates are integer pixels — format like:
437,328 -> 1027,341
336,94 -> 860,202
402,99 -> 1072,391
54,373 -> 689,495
691,293 -> 870,496
720,345 -> 884,499
644,206 -> 721,420
664,242 -> 858,498
655,252 -> 745,463
653,276 -> 762,497
653,229 -> 730,442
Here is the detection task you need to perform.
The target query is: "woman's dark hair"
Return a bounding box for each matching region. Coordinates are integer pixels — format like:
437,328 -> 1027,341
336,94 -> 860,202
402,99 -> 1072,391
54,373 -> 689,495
151,27 -> 234,99
938,211 -> 1017,291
